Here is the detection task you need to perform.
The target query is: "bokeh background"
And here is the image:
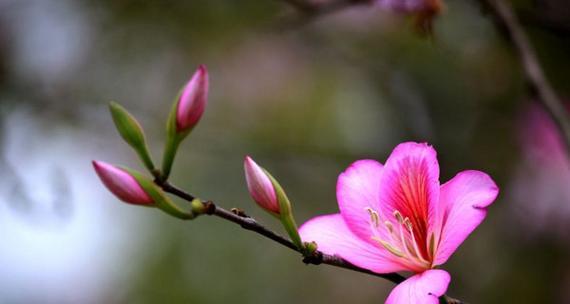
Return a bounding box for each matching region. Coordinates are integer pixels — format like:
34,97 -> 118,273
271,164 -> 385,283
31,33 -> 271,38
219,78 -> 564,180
1,0 -> 570,303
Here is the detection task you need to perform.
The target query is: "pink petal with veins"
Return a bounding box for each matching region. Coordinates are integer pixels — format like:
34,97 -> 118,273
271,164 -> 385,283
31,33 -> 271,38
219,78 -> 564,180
378,142 -> 442,262
299,214 -> 406,273
337,159 -> 388,242
435,170 -> 499,265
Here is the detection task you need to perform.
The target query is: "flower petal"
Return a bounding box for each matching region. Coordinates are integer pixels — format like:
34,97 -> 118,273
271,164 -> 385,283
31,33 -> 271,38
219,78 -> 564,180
434,170 -> 499,265
386,269 -> 450,304
299,214 -> 406,273
337,159 -> 384,242
378,142 -> 441,259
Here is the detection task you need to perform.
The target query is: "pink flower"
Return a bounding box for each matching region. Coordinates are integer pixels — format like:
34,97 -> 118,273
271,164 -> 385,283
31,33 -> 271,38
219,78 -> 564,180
244,156 -> 280,214
508,103 -> 570,241
517,103 -> 568,166
299,142 -> 498,303
92,160 -> 154,205
176,65 -> 209,132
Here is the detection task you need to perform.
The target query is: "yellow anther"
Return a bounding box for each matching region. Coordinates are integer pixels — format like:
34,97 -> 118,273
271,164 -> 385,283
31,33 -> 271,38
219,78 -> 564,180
384,221 -> 394,234
403,217 -> 413,231
393,210 -> 404,223
365,207 -> 380,227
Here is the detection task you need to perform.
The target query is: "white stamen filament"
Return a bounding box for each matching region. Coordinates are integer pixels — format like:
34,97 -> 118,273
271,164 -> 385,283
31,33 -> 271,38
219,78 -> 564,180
394,216 -> 407,252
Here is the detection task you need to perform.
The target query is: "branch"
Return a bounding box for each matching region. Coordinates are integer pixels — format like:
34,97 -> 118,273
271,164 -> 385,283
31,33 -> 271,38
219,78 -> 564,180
157,181 -> 463,303
476,0 -> 570,162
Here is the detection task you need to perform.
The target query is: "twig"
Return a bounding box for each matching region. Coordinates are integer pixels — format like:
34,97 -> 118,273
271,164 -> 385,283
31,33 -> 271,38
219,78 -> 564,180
476,0 -> 570,162
159,181 -> 404,282
157,181 -> 463,303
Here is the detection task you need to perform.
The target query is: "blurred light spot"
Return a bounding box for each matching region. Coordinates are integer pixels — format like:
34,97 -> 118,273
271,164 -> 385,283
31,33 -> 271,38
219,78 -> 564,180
4,0 -> 92,84
0,107 -> 153,302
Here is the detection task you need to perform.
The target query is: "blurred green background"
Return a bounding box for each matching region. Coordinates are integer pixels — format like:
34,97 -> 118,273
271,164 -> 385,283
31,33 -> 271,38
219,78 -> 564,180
1,0 -> 570,303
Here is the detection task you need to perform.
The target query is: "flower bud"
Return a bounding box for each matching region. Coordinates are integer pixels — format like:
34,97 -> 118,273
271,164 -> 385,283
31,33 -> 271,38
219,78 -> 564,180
244,156 -> 304,250
93,160 -> 154,205
176,65 -> 209,133
161,65 -> 209,181
109,102 -> 155,173
244,156 -> 279,215
93,160 -> 193,219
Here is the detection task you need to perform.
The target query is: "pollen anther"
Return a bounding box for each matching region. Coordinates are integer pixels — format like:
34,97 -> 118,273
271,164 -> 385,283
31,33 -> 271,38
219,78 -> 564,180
403,217 -> 413,230
365,207 -> 380,227
393,210 -> 404,223
384,221 -> 394,233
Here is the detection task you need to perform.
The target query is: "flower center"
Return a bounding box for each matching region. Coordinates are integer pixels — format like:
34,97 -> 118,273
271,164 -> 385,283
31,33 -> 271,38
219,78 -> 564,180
365,207 -> 435,271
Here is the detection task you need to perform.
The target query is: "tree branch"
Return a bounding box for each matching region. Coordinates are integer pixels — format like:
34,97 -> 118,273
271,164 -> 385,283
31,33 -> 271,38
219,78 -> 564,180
157,180 -> 463,303
476,0 -> 570,162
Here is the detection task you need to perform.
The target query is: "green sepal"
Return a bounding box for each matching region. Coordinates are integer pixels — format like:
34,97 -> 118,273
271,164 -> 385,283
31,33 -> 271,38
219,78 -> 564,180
161,92 -> 192,181
109,102 -> 155,172
264,169 -> 304,250
123,167 -> 194,220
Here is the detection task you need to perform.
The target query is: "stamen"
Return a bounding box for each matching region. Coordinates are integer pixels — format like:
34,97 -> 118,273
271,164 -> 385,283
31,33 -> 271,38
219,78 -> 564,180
365,207 -> 380,227
407,225 -> 430,265
393,210 -> 404,223
367,208 -> 434,270
403,217 -> 412,231
397,218 -> 413,258
384,221 -> 394,234
373,237 -> 404,257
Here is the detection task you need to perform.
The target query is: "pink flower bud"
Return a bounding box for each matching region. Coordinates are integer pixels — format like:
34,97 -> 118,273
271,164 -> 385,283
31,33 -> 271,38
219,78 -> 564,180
92,160 -> 154,205
176,65 -> 209,132
244,156 -> 280,214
